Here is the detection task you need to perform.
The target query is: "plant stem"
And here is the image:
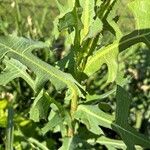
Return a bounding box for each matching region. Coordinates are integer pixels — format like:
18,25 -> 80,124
74,1 -> 81,50
70,92 -> 78,119
15,0 -> 22,35
28,137 -> 49,150
6,101 -> 14,150
81,34 -> 100,71
68,90 -> 78,137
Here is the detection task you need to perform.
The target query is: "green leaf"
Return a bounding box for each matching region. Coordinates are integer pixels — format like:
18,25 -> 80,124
84,0 -> 150,84
103,0 -> 122,38
84,41 -> 118,83
76,87 -> 150,149
56,0 -> 75,15
30,90 -> 51,122
53,0 -> 75,38
79,0 -> 94,40
79,0 -> 102,41
0,116 -> 7,128
128,0 -> 150,29
84,29 -> 150,84
96,136 -> 142,150
58,11 -> 82,32
85,18 -> 102,40
56,51 -> 75,72
112,86 -> 150,149
59,136 -> 92,150
0,35 -> 82,103
27,137 -> 49,150
85,88 -> 115,102
42,113 -> 63,135
59,137 -> 75,150
0,58 -> 34,90
75,104 -> 114,135
97,136 -> 127,150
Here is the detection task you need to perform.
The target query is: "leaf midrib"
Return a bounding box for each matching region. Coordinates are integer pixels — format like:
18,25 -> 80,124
0,42 -> 77,93
78,105 -> 113,126
78,105 -> 150,146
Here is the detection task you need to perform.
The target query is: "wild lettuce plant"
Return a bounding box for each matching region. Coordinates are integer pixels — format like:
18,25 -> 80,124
0,0 -> 150,149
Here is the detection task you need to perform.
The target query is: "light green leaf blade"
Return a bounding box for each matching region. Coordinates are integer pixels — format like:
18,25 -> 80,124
84,29 -> 150,84
59,137 -> 75,150
79,0 -> 102,41
0,58 -> 34,90
85,18 -> 102,40
75,104 -> 114,135
42,113 -> 63,135
128,0 -> 150,29
84,0 -> 150,84
27,137 -> 49,150
53,0 -> 75,38
79,0 -> 95,41
76,88 -> 150,149
96,136 -> 142,150
104,0 -> 122,38
0,35 -> 82,103
30,90 -> 51,122
84,41 -> 118,83
97,136 -> 127,150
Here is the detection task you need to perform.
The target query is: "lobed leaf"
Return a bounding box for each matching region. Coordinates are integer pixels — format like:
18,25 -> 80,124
79,0 -> 102,41
84,0 -> 150,84
112,86 -> 150,149
30,90 -> 51,122
84,29 -> 150,84
75,87 -> 150,149
0,36 -> 83,112
0,58 -> 34,90
96,136 -> 142,150
74,104 -> 114,135
84,41 -> 118,83
53,0 -> 75,39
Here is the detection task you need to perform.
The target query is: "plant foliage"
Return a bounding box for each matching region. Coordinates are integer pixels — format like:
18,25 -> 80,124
0,0 -> 150,149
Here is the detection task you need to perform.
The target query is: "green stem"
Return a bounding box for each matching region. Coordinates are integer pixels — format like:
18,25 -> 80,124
74,1 -> 81,50
70,92 -> 78,119
28,137 -> 49,150
77,38 -> 91,67
6,102 -> 14,150
15,0 -> 22,35
40,8 -> 48,30
83,34 -> 100,68
67,89 -> 78,137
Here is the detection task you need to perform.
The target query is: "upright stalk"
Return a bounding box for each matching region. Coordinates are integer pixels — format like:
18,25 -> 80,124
6,94 -> 14,150
68,89 -> 78,137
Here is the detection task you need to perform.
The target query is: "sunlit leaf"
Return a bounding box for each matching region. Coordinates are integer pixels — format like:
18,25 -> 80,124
0,35 -> 82,105
75,104 -> 114,135
79,0 -> 102,41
